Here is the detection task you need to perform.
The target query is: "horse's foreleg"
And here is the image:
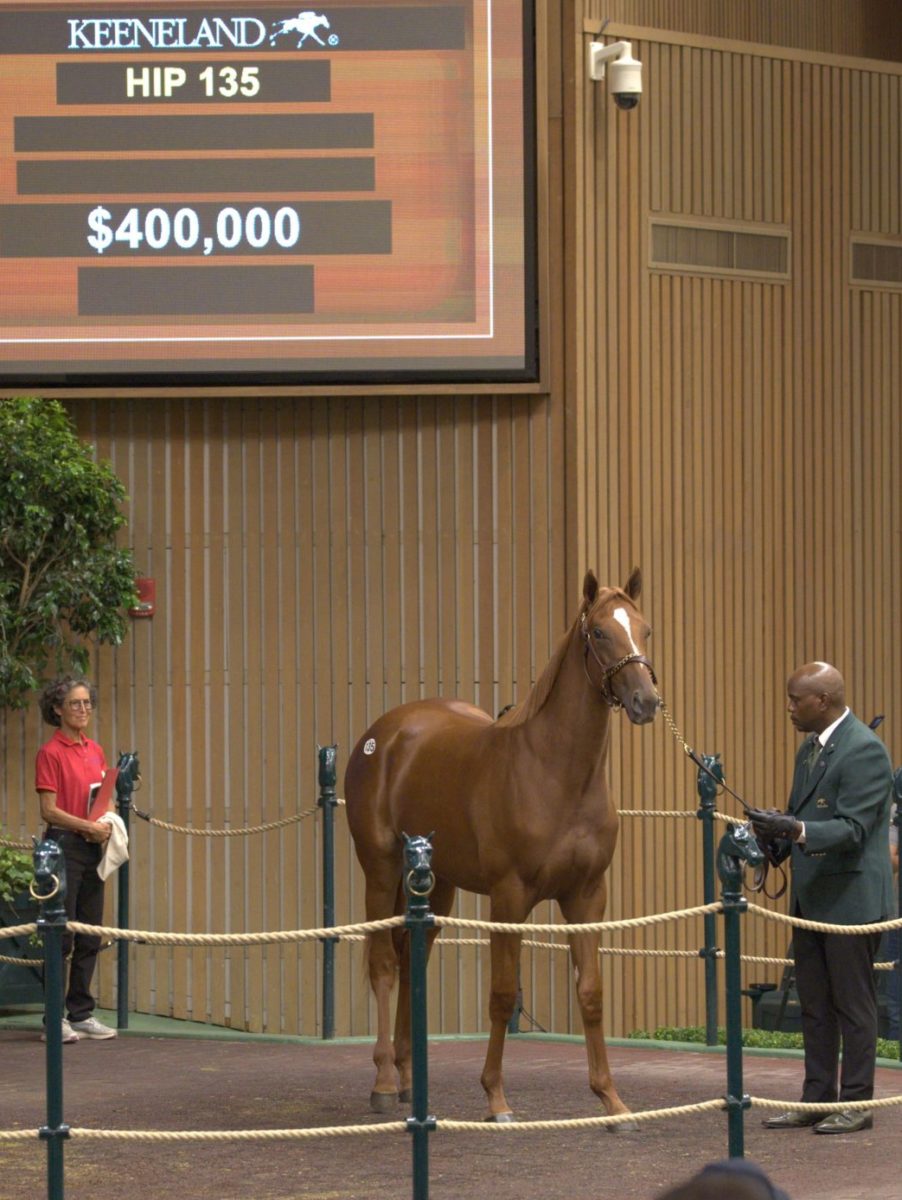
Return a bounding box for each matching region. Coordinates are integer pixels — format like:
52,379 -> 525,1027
480,927 -> 523,1121
394,878 -> 456,1103
560,890 -> 635,1130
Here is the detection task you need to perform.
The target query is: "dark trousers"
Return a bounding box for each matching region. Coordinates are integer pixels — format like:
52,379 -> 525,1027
878,928 -> 901,1039
794,918 -> 882,1103
48,830 -> 105,1023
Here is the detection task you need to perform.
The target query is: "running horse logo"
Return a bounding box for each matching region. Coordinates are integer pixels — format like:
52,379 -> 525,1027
269,11 -> 331,48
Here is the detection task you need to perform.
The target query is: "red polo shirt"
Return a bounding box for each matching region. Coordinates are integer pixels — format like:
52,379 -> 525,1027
35,730 -> 108,820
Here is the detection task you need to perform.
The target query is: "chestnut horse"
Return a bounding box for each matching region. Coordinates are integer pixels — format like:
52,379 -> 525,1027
344,569 -> 659,1122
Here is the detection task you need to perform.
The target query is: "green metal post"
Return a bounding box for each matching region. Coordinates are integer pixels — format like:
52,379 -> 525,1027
318,746 -> 339,1040
697,753 -> 723,1046
34,839 -> 70,1200
404,835 -> 436,1200
115,752 -> 140,1031
716,825 -> 760,1158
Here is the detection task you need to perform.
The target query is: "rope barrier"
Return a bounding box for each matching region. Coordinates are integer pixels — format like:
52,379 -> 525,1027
749,1095 -> 902,1113
0,1122 -> 407,1144
130,799 -> 740,837
0,836 -> 31,851
435,903 -> 723,935
61,905 -> 725,949
0,923 -> 38,941
67,915 -> 405,946
13,1092 -> 902,1148
298,930 -> 718,960
133,799 -> 346,837
0,953 -> 42,968
747,904 -> 902,936
430,1099 -> 728,1132
50,906 -> 902,952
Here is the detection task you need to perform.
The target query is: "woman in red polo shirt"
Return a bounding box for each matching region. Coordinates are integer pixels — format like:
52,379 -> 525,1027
35,676 -> 116,1043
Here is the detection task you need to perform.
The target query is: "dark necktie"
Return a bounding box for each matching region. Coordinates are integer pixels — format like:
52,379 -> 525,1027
806,736 -> 821,775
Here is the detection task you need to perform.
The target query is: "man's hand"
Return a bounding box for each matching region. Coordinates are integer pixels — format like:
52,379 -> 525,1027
747,807 -> 802,843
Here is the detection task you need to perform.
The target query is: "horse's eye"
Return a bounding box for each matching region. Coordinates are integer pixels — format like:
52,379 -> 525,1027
592,627 -> 605,640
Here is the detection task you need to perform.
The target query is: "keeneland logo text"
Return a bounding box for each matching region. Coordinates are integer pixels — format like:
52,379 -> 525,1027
67,14 -> 274,51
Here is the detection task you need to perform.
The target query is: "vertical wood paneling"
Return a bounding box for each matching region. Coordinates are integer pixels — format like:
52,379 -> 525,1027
586,1 -> 901,62
578,13 -> 901,1038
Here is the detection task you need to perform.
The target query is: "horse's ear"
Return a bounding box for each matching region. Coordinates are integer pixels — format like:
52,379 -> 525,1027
624,567 -> 642,600
582,570 -> 599,608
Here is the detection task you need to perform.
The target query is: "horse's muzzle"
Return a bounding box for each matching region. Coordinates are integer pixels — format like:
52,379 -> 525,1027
624,690 -> 660,725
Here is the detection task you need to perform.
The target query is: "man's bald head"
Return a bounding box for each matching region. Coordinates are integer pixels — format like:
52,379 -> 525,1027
786,661 -> 847,734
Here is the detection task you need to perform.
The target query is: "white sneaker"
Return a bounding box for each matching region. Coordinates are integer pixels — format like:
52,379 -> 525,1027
68,1016 -> 117,1040
41,1018 -> 80,1044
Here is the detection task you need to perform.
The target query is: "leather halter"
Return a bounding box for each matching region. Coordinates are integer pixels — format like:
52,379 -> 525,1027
580,615 -> 657,710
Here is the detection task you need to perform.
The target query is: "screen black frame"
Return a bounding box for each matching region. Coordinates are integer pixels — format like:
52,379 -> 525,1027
0,1 -> 539,392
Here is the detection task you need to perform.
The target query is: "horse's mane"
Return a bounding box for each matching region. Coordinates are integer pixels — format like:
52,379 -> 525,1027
494,587 -> 631,728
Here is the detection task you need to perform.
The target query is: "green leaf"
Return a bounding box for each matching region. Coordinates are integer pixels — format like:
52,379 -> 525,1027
0,396 -> 138,709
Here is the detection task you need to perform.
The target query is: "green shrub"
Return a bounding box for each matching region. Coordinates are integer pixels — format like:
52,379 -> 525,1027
0,837 -> 33,905
627,1025 -> 899,1061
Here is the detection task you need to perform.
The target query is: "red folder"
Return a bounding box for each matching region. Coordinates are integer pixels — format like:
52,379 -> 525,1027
88,769 -> 118,822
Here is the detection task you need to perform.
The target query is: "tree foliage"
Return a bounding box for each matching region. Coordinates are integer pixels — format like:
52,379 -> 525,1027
0,396 -> 137,709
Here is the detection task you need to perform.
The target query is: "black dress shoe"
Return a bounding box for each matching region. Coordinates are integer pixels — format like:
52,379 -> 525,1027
814,1109 -> 873,1134
762,1108 -> 826,1129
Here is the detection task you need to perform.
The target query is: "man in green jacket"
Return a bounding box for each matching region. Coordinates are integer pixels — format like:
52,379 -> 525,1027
750,661 -> 893,1135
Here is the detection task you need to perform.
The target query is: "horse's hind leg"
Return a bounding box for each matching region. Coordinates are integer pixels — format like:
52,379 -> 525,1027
363,870 -> 406,1113
393,878 -> 456,1103
559,889 -> 635,1131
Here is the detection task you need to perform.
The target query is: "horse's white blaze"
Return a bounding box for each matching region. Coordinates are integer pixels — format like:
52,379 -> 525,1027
613,606 -> 641,656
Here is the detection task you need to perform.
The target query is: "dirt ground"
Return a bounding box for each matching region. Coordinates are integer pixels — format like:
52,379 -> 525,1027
0,1030 -> 899,1200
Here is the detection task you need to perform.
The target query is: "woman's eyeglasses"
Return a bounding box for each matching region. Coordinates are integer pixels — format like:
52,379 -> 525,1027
64,700 -> 93,711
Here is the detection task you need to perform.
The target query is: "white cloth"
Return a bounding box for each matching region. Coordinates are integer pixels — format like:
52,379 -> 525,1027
97,811 -> 129,880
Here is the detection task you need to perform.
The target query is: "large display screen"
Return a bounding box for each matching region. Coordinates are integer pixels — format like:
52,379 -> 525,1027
0,1 -> 536,387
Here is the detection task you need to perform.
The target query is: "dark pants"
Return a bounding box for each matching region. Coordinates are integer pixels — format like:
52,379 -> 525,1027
879,927 -> 901,1039
47,830 -> 105,1023
793,918 -> 882,1103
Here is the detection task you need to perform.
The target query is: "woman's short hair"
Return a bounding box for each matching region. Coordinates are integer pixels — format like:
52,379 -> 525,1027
38,677 -> 98,727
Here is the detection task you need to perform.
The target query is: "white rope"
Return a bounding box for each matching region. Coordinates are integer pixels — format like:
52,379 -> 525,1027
67,915 -> 405,946
136,799 -> 346,837
435,903 -> 722,935
747,904 -> 902,936
0,923 -> 37,940
2,1093 -> 899,1146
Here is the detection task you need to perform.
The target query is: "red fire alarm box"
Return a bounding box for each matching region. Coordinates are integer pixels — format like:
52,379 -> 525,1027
129,577 -> 155,619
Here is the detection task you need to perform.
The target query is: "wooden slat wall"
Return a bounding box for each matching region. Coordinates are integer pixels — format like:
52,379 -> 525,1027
2,2 -> 899,1043
589,0 -> 901,62
574,9 -> 902,1036
0,392 -> 569,1036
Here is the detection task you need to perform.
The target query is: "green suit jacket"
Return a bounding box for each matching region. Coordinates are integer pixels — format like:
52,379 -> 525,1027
787,711 -> 893,925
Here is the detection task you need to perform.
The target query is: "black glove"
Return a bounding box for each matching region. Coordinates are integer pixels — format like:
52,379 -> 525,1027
746,807 -> 802,843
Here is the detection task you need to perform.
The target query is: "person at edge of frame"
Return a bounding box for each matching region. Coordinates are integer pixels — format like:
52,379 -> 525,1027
748,661 -> 893,1135
35,676 -> 117,1043
654,1157 -> 791,1200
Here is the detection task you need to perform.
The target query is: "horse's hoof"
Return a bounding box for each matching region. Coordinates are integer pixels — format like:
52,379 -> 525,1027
606,1116 -> 639,1133
484,1111 -> 516,1123
398,1088 -> 412,1104
370,1091 -> 399,1113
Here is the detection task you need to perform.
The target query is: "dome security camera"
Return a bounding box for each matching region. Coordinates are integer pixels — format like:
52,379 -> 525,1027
587,40 -> 643,110
607,52 -> 642,109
